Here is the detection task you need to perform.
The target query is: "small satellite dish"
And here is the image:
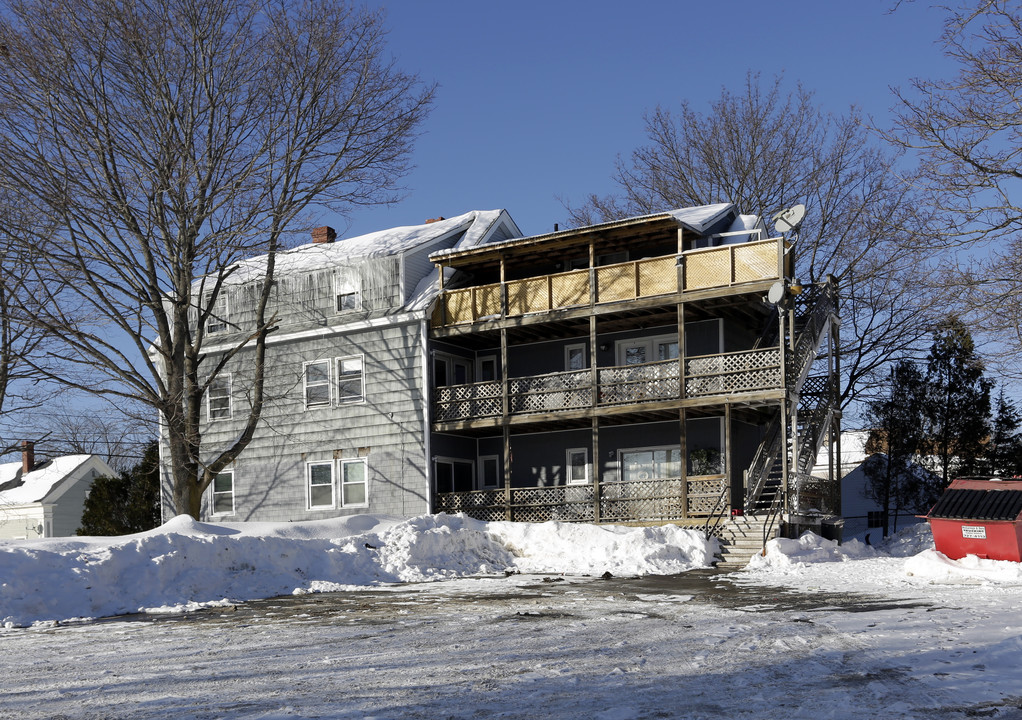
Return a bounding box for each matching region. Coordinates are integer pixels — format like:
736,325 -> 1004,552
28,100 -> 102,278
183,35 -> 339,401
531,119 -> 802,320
772,204 -> 806,235
767,281 -> 785,305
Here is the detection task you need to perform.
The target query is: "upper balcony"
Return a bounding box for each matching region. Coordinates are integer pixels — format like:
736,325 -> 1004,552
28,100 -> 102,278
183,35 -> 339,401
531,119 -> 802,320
431,235 -> 786,330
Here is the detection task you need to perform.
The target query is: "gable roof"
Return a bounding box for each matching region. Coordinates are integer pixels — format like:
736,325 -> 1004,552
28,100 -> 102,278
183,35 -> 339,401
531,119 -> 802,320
224,210 -> 522,286
0,455 -> 106,506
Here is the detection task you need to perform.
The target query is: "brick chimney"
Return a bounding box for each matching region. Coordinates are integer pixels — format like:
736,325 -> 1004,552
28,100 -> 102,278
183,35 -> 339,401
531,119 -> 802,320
312,226 -> 336,244
21,440 -> 34,474
425,217 -> 445,224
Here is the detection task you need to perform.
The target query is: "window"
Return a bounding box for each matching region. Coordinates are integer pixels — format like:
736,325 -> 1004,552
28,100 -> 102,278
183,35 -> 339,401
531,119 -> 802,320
433,354 -> 471,386
334,267 -> 361,313
616,333 -> 679,366
868,511 -> 886,529
337,356 -> 364,403
597,251 -> 628,266
211,471 -> 235,515
340,458 -> 368,507
434,458 -> 474,493
477,356 -> 498,382
304,360 -> 331,408
479,455 -> 500,489
567,448 -> 589,485
207,374 -> 232,421
307,462 -> 334,509
205,291 -> 229,334
565,343 -> 587,371
620,446 -> 681,483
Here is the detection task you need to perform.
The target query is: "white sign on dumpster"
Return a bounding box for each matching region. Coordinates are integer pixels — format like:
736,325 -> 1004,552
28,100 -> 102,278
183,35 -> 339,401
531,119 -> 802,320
962,525 -> 987,539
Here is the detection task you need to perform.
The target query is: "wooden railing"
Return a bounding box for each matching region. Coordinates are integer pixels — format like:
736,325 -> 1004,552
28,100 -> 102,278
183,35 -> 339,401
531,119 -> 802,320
433,474 -> 728,523
434,350 -> 785,424
433,238 -> 783,328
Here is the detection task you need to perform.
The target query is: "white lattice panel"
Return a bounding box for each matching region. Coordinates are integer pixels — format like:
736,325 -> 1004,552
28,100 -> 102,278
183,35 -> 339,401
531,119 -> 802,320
435,382 -> 502,422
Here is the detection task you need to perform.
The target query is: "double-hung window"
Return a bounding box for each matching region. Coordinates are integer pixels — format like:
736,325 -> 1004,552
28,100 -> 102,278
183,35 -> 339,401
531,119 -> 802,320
337,356 -> 364,403
211,470 -> 235,516
340,458 -> 368,507
207,374 -> 232,420
205,291 -> 229,334
304,360 -> 331,408
307,462 -> 335,509
566,448 -> 590,485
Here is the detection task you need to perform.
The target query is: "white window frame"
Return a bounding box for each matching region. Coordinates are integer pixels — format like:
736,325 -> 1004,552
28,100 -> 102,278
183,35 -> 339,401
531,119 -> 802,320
339,458 -> 369,508
615,333 -> 678,366
334,268 -> 362,314
207,373 -> 232,421
306,461 -> 335,510
336,355 -> 365,404
205,291 -> 229,335
303,359 -> 331,408
434,457 -> 475,494
210,470 -> 235,516
476,355 -> 498,382
564,343 -> 587,371
619,445 -> 682,483
566,448 -> 590,485
479,455 -> 500,489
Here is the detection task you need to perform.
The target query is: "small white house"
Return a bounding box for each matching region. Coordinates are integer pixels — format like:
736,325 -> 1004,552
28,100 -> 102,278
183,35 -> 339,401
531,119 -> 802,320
813,430 -> 927,539
0,443 -> 115,539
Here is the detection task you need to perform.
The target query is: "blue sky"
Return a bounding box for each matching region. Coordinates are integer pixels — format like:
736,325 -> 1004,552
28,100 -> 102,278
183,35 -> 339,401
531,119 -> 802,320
326,1 -> 955,240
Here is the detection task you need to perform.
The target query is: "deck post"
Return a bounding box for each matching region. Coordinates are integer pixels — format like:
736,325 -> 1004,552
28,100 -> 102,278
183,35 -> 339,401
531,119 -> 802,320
592,416 -> 601,524
501,326 -> 512,520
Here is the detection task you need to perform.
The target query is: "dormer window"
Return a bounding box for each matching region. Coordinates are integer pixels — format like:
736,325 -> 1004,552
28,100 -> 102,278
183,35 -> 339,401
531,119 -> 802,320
334,267 -> 361,313
205,291 -> 229,334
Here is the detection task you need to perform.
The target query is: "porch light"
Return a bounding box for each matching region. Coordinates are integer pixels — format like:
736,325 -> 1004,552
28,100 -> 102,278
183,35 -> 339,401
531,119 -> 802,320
789,281 -> 803,296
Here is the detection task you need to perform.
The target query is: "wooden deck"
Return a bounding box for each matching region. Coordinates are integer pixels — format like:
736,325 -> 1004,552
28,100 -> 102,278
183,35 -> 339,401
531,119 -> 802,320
433,349 -> 783,425
432,238 -> 783,329
434,474 -> 728,524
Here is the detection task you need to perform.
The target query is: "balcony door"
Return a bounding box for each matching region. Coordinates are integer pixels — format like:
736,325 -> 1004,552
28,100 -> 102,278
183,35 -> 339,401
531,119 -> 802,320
616,334 -> 678,366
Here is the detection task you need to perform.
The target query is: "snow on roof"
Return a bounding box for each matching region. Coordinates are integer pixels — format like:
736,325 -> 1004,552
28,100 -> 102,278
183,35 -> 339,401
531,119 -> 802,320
667,203 -> 735,234
0,455 -> 94,505
224,210 -> 510,285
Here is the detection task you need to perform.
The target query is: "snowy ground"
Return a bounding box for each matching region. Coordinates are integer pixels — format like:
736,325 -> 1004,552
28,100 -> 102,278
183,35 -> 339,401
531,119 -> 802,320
2,514 -> 1022,719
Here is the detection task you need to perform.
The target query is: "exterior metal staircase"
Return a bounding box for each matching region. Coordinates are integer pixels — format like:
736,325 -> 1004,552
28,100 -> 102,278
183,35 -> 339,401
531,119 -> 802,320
709,281 -> 839,565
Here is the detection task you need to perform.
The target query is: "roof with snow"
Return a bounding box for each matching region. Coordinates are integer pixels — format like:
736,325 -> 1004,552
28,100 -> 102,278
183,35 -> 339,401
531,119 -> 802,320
0,454 -> 101,505
429,203 -> 756,264
223,210 -> 521,286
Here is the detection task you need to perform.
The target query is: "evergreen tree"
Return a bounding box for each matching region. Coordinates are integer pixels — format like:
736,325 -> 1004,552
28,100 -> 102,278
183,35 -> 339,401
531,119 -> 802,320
921,318 -> 993,498
864,360 -> 929,537
988,389 -> 1022,476
78,442 -> 160,536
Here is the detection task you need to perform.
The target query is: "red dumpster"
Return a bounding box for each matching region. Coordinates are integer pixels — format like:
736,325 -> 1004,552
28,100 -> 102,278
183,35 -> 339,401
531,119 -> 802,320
925,478 -> 1022,562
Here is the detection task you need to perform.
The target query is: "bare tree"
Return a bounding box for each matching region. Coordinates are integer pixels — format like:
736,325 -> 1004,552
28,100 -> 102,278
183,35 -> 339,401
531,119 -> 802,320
0,0 -> 434,517
564,74 -> 947,410
0,197 -> 57,456
886,1 -> 1022,379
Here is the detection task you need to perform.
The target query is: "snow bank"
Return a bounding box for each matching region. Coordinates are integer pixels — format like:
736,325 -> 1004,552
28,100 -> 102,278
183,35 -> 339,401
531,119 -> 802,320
0,513 -> 714,627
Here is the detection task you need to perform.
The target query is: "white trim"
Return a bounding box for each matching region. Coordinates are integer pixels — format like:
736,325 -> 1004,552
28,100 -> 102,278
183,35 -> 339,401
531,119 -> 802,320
420,320 -> 433,515
198,311 -> 422,354
339,458 -> 369,508
209,469 -> 236,517
303,359 -> 332,408
476,355 -> 498,382
615,333 -> 678,366
478,455 -> 500,489
564,343 -> 587,371
336,354 -> 365,404
206,373 -> 232,421
618,445 -> 682,483
566,448 -> 590,485
306,460 -> 335,510
434,456 -> 475,494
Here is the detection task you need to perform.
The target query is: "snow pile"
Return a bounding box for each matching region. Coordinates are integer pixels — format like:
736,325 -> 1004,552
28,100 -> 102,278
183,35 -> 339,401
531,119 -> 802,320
904,549 -> 1022,584
0,513 -> 714,627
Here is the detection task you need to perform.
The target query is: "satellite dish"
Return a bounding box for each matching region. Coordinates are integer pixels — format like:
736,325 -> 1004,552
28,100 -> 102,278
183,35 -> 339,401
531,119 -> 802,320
772,204 -> 806,235
767,281 -> 785,305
